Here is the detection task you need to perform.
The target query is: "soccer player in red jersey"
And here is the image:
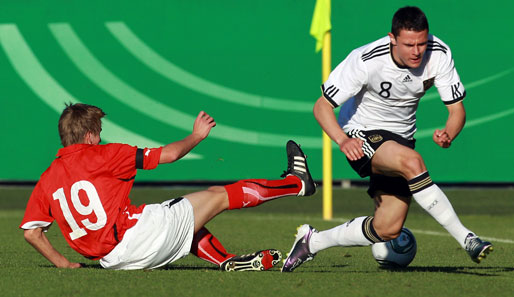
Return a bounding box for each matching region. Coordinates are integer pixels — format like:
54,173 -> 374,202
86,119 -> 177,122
20,103 -> 315,271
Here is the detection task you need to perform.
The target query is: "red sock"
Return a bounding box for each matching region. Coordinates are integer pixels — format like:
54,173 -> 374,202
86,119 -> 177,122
190,227 -> 235,266
224,175 -> 302,210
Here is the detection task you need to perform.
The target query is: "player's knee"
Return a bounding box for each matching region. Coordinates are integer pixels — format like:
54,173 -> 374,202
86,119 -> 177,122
207,185 -> 226,193
206,186 -> 229,205
378,229 -> 402,241
374,225 -> 402,241
399,153 -> 426,179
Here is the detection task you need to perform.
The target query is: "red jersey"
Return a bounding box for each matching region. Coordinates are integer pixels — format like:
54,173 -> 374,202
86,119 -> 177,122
20,143 -> 162,260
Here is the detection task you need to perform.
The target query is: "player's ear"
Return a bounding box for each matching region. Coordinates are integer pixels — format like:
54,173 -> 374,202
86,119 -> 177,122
388,32 -> 396,46
83,131 -> 93,144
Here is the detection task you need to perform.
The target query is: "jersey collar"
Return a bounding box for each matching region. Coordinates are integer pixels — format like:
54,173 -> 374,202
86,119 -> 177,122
389,43 -> 411,69
56,144 -> 92,157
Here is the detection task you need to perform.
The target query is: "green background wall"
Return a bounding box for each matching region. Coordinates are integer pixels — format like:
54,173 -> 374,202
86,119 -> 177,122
1,0 -> 513,182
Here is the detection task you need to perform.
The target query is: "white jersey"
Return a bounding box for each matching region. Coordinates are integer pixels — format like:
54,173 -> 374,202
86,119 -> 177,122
322,34 -> 466,140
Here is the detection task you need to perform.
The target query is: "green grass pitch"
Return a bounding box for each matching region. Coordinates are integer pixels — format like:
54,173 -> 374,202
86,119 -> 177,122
1,186 -> 513,296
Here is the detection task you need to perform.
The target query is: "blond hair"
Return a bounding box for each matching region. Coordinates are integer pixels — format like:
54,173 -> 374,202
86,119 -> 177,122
58,103 -> 106,146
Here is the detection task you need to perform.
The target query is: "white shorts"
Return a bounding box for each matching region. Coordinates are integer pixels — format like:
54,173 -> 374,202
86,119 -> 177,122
100,198 -> 195,270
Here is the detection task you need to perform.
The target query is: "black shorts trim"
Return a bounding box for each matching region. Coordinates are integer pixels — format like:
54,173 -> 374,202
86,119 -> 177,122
346,129 -> 415,178
345,129 -> 415,198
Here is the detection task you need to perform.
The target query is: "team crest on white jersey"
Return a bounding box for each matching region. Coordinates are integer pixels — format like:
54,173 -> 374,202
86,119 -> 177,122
325,34 -> 464,140
423,77 -> 435,91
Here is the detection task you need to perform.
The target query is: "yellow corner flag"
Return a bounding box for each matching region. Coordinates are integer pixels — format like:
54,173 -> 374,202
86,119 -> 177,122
310,0 -> 331,52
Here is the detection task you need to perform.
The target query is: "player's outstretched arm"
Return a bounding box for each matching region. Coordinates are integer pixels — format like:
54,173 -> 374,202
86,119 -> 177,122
159,111 -> 216,164
24,228 -> 82,268
313,96 -> 364,161
433,102 -> 466,148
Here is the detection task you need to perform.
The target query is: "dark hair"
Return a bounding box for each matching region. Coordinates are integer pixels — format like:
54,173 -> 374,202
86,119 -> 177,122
391,6 -> 429,37
58,103 -> 106,146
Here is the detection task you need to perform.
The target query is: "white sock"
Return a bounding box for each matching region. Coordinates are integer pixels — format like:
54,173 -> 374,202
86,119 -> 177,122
410,173 -> 472,248
309,216 -> 376,254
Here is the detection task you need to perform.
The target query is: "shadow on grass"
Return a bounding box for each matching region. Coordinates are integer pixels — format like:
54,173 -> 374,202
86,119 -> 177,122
303,264 -> 514,276
163,265 -> 219,271
36,263 -> 104,269
40,263 -> 513,276
377,265 -> 514,276
73,264 -> 219,271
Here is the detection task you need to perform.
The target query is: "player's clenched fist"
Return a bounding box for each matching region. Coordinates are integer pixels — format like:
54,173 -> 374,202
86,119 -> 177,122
433,128 -> 452,148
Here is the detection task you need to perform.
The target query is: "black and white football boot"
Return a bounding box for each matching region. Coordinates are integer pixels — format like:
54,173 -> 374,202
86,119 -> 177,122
280,140 -> 316,196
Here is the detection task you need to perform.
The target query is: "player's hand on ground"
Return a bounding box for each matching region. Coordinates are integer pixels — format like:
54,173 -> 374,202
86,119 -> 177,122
57,262 -> 83,269
339,138 -> 365,161
68,262 -> 84,269
193,111 -> 216,140
433,129 -> 452,148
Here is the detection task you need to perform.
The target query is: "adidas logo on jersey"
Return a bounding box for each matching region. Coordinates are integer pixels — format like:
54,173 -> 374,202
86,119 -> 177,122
402,75 -> 412,83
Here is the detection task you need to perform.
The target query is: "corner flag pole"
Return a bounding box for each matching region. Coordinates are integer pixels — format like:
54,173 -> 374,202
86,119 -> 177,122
321,32 -> 332,220
310,0 -> 332,220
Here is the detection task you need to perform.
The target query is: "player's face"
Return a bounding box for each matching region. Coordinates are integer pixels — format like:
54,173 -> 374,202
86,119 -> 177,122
389,29 -> 428,68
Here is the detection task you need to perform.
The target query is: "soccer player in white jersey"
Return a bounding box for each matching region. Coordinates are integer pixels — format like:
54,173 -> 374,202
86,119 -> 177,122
282,6 -> 493,272
20,103 -> 316,271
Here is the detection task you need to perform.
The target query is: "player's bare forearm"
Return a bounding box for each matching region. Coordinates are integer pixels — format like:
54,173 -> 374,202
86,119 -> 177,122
433,102 -> 465,148
313,96 -> 348,145
314,97 -> 364,160
24,228 -> 81,268
313,96 -> 364,161
444,102 -> 466,140
159,111 -> 216,164
160,133 -> 204,163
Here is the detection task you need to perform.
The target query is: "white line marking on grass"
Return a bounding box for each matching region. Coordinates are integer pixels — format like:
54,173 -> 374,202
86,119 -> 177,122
318,217 -> 514,244
224,213 -> 514,244
233,214 -> 514,244
409,228 -> 514,244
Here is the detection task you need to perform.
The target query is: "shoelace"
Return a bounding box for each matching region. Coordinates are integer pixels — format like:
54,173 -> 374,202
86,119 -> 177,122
281,157 -> 295,178
465,237 -> 480,251
281,156 -> 306,178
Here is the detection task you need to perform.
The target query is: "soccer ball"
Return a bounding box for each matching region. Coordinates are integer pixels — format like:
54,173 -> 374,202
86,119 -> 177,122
371,227 -> 417,267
